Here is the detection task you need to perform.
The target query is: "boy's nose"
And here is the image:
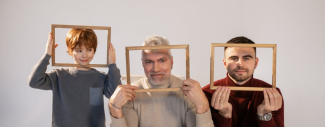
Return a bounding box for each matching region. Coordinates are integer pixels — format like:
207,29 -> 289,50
82,52 -> 87,57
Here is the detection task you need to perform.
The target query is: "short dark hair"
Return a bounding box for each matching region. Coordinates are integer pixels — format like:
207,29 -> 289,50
224,36 -> 256,55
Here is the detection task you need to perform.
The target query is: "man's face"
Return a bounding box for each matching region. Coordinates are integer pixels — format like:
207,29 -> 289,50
72,45 -> 95,66
223,47 -> 259,82
142,51 -> 173,86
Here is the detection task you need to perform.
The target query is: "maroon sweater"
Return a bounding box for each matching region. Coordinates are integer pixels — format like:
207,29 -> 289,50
202,75 -> 284,127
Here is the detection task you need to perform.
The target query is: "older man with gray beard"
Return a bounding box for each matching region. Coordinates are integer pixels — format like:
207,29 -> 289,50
109,36 -> 214,127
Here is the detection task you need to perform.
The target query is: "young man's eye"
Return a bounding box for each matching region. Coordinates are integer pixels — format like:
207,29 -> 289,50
244,57 -> 250,60
230,57 -> 237,60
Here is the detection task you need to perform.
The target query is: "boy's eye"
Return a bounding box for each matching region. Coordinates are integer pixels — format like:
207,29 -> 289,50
76,50 -> 82,52
88,49 -> 92,51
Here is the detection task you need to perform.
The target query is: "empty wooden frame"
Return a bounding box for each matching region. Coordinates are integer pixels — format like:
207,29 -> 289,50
210,43 -> 277,91
51,24 -> 111,67
125,45 -> 189,92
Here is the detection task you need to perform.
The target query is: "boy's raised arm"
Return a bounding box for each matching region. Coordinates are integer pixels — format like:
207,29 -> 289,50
28,33 -> 58,90
104,43 -> 122,98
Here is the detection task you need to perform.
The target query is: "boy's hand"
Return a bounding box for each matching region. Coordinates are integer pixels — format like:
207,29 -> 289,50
108,43 -> 116,65
45,33 -> 58,56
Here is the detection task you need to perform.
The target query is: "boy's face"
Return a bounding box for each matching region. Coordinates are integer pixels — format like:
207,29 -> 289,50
72,44 -> 95,66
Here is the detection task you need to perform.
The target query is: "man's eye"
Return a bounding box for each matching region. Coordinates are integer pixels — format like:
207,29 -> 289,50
244,57 -> 250,60
159,60 -> 165,63
230,57 -> 237,60
145,61 -> 152,64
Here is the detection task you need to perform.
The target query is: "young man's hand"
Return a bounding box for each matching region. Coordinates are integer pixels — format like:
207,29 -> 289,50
108,43 -> 116,65
183,79 -> 210,114
109,85 -> 138,119
45,33 -> 58,56
211,87 -> 232,118
257,88 -> 282,117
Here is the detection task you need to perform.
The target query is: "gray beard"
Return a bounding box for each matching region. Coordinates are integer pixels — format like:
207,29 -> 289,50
148,76 -> 167,86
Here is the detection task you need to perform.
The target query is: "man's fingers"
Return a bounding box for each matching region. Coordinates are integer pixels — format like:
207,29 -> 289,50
272,88 -> 282,109
213,87 -> 225,109
224,88 -> 230,103
183,91 -> 189,96
121,85 -> 139,89
125,92 -> 135,101
182,85 -> 191,91
267,89 -> 276,108
211,87 -> 220,107
219,87 -> 228,103
263,89 -> 270,107
183,80 -> 193,87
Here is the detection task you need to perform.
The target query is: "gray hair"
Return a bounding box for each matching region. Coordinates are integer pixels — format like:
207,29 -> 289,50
141,35 -> 172,59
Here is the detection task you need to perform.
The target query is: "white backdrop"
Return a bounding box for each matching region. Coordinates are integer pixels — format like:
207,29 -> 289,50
1,0 -> 324,127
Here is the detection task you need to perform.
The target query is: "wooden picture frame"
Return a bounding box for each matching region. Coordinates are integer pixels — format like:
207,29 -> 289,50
51,24 -> 111,67
125,45 -> 190,92
210,43 -> 277,91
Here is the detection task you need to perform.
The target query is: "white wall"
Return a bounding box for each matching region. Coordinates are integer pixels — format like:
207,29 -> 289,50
1,0 -> 324,126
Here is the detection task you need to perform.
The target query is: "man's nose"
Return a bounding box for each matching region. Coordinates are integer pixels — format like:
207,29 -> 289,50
152,62 -> 161,72
237,58 -> 244,68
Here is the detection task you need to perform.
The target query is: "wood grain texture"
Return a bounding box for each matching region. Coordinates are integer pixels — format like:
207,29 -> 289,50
125,45 -> 189,92
210,43 -> 277,91
51,24 -> 111,67
134,87 -> 182,92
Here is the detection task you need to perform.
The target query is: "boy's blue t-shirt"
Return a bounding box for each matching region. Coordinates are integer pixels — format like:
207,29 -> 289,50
28,54 -> 121,127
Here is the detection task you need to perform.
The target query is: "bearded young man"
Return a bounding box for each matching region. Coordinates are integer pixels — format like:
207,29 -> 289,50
202,37 -> 284,127
109,36 -> 214,127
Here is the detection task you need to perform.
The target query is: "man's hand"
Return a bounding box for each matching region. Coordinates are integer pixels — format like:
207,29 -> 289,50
108,43 -> 116,65
109,85 -> 138,119
211,87 -> 232,118
183,79 -> 209,114
45,33 -> 58,56
257,88 -> 283,117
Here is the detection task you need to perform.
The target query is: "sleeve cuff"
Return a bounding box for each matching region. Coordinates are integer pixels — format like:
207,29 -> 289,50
43,54 -> 51,62
196,109 -> 214,127
257,117 -> 276,126
108,63 -> 117,68
110,116 -> 128,127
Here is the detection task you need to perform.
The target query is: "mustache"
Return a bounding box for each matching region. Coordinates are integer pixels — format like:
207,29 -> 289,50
233,67 -> 248,72
150,72 -> 166,76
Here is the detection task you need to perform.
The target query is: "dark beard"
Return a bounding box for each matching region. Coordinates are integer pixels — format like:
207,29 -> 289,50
229,69 -> 251,82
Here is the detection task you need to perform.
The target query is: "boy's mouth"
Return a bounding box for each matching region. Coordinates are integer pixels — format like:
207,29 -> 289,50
80,59 -> 89,62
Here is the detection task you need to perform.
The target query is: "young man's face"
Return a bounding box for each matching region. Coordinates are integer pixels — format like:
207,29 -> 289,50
142,51 -> 173,86
72,45 -> 95,66
223,47 -> 259,82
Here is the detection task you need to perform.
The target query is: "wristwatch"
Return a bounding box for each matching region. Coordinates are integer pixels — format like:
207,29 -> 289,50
257,112 -> 272,121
